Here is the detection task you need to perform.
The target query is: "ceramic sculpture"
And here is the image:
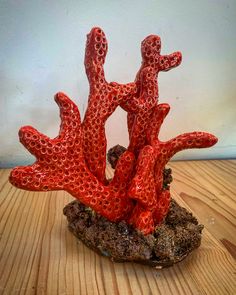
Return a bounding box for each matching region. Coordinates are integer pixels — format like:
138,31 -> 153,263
9,27 -> 217,267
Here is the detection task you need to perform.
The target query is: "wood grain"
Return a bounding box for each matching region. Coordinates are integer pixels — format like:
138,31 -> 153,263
168,160 -> 236,258
0,160 -> 235,295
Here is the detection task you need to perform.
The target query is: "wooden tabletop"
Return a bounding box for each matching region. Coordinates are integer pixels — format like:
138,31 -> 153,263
0,160 -> 235,294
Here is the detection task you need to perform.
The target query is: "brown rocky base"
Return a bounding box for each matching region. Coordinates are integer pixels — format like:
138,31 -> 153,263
63,199 -> 203,268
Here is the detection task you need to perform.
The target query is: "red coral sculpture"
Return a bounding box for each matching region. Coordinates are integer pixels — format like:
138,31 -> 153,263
9,27 -> 218,235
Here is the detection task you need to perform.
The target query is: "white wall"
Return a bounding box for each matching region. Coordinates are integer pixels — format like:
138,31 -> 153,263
0,0 -> 235,168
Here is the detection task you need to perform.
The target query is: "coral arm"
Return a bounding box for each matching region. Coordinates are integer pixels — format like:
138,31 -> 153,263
9,163 -> 65,191
127,67 -> 158,153
127,145 -> 158,234
19,126 -> 52,158
128,205 -> 154,235
137,35 -> 182,84
146,103 -> 170,145
10,92 -> 83,191
158,52 -> 182,72
82,27 -> 137,182
84,27 -> 108,90
84,27 -> 137,99
82,83 -> 136,182
10,159 -> 133,222
125,36 -> 181,113
18,92 -> 82,159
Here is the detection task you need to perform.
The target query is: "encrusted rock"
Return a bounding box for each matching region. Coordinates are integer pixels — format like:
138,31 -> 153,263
63,198 -> 203,267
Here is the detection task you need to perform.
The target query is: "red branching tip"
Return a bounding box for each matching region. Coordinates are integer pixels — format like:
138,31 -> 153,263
19,126 -> 51,158
82,27 -> 137,182
84,27 -> 108,82
140,35 -> 182,74
164,132 -> 218,159
141,35 -> 161,66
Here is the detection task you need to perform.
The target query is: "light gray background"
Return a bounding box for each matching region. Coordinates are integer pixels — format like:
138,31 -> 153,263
0,0 -> 235,168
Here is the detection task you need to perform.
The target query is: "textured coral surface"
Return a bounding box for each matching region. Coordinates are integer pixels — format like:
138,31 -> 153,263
10,27 -> 217,235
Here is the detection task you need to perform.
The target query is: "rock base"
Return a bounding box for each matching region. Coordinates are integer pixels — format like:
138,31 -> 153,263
63,199 -> 203,268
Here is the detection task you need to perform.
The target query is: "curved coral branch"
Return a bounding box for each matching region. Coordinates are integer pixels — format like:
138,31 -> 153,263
55,92 -> 82,138
19,126 -> 52,158
127,145 -> 157,234
163,131 -> 218,159
128,145 -> 157,209
10,92 -> 83,191
110,150 -> 135,190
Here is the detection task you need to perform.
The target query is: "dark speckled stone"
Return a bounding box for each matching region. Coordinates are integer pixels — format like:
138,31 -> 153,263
63,198 -> 203,268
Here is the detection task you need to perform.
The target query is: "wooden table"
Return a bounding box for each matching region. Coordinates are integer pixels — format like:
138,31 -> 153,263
0,160 -> 235,294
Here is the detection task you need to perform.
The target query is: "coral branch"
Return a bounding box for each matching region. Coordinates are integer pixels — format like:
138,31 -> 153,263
10,92 -> 83,191
10,92 -> 136,222
127,67 -> 158,153
121,34 -> 182,155
19,126 -> 52,158
146,103 -> 170,145
82,27 -> 136,182
84,27 -> 107,88
128,146 -> 156,209
152,132 -> 218,196
55,92 -> 82,137
158,52 -> 182,72
164,132 -> 218,159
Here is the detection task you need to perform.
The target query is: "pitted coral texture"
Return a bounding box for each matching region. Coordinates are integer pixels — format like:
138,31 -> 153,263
10,27 -> 217,234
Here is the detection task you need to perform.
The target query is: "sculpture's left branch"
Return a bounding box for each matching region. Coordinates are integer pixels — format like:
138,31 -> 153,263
9,92 -> 135,221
